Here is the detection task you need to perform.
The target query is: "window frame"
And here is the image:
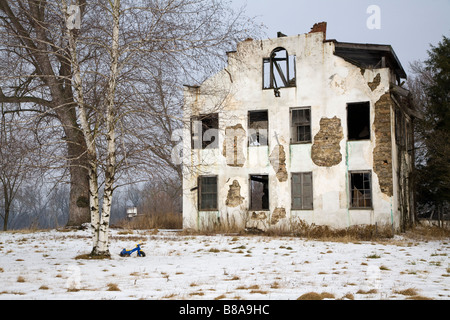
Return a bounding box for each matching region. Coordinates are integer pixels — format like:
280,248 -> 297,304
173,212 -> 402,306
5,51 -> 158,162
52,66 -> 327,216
191,113 -> 219,150
348,170 -> 373,209
291,172 -> 313,210
263,47 -> 296,90
249,174 -> 269,211
290,107 -> 312,144
248,110 -> 269,147
198,175 -> 218,211
347,102 -> 371,141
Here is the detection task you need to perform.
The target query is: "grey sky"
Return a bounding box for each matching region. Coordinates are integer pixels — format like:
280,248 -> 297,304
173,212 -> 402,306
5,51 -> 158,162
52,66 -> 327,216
232,0 -> 450,77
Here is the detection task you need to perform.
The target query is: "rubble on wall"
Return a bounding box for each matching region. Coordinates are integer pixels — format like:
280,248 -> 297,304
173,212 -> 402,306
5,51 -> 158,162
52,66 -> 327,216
373,92 -> 394,197
368,73 -> 381,91
225,180 -> 244,207
271,207 -> 286,225
222,124 -> 246,167
311,117 -> 344,167
269,144 -> 288,182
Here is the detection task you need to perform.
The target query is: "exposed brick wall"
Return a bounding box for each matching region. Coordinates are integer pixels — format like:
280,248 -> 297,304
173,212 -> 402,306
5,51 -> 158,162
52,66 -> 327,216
373,92 -> 394,197
311,117 -> 343,167
309,22 -> 327,39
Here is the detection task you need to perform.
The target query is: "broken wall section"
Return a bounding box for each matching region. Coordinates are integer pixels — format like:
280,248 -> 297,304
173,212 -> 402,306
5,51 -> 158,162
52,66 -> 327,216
311,117 -> 344,167
373,92 -> 394,197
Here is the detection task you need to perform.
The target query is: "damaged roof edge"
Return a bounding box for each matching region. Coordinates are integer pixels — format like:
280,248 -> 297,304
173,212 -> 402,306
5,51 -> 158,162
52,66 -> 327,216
333,41 -> 407,80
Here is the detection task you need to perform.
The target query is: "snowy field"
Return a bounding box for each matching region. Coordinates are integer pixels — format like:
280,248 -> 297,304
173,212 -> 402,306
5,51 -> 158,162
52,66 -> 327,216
0,227 -> 449,300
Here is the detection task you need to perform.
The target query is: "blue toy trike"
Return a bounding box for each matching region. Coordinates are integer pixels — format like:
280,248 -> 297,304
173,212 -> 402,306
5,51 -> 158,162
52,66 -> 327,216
119,242 -> 146,257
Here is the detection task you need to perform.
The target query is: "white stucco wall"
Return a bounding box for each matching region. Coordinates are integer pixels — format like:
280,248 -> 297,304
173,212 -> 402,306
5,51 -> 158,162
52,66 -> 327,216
182,31 -> 400,231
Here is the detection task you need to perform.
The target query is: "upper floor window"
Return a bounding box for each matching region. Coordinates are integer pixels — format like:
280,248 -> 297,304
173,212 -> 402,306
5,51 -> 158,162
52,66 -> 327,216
248,110 -> 268,146
191,113 -> 219,149
347,102 -> 370,140
263,47 -> 296,92
290,107 -> 311,143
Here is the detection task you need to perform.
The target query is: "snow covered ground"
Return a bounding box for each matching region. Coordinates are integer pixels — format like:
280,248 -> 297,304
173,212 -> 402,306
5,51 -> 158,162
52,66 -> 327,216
0,228 -> 448,300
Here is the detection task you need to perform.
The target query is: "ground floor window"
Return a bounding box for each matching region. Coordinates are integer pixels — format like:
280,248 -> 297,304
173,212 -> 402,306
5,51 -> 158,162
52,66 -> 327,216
198,176 -> 218,210
249,175 -> 269,210
349,171 -> 372,209
291,172 -> 313,210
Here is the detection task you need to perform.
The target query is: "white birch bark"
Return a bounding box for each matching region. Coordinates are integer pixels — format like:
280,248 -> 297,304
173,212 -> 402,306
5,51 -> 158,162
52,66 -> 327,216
63,0 -> 101,254
96,0 -> 121,256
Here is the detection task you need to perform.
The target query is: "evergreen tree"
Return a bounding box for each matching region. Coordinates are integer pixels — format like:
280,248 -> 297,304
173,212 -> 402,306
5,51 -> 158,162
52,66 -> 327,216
414,36 -> 450,223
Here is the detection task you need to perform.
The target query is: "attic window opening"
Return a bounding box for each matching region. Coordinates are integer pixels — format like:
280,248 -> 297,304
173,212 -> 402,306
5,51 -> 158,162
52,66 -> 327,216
249,175 -> 269,211
248,110 -> 268,146
347,102 -> 370,140
263,47 -> 296,90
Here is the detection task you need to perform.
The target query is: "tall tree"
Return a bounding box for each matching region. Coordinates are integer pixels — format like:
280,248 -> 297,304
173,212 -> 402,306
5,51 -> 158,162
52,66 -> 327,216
410,36 -> 450,225
0,0 -> 90,226
0,107 -> 38,230
64,0 -> 260,256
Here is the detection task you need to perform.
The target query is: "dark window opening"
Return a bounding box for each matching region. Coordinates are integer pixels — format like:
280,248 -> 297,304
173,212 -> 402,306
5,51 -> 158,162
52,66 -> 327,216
291,172 -> 313,210
349,171 -> 372,209
263,47 -> 296,90
347,102 -> 370,140
248,110 -> 268,146
250,175 -> 269,210
198,176 -> 218,210
191,113 -> 219,149
291,108 -> 311,143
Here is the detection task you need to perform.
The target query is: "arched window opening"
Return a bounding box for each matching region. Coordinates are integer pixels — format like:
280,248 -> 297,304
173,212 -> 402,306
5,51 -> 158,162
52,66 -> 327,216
263,47 -> 296,91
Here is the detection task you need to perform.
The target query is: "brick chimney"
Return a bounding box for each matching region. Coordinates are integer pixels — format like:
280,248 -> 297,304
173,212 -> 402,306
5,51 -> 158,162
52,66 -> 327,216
309,22 -> 327,39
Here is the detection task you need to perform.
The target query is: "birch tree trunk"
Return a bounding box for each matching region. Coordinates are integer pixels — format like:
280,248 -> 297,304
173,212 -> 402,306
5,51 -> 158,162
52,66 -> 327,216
95,0 -> 120,257
63,0 -> 101,254
64,0 -> 120,257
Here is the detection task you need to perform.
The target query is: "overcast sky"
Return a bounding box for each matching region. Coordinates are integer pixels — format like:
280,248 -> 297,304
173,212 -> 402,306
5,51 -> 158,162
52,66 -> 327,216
232,0 -> 450,76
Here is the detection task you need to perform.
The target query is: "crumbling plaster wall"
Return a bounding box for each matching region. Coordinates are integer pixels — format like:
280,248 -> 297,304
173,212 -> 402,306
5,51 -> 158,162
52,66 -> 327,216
182,31 -> 400,231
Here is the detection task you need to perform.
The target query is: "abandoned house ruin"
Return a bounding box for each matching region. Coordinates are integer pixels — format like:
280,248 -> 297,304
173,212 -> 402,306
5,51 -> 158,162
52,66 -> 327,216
182,22 -> 417,233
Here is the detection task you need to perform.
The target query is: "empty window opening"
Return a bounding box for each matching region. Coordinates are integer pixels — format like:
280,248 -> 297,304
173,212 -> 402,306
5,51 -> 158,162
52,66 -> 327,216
291,172 -> 313,210
347,102 -> 370,140
198,176 -> 218,210
248,110 -> 268,146
263,47 -> 296,90
191,113 -> 219,149
291,107 -> 311,143
349,171 -> 372,209
395,108 -> 406,148
250,175 -> 269,210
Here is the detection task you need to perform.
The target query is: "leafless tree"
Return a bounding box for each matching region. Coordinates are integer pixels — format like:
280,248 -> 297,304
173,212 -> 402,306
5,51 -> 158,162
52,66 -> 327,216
0,0 -> 91,226
0,106 -> 41,230
63,0 -> 261,256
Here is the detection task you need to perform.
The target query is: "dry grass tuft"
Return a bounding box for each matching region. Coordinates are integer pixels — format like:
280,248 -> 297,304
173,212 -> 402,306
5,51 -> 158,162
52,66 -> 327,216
290,219 -> 394,241
404,225 -> 450,240
406,295 -> 433,300
118,212 -> 182,230
74,253 -> 111,260
107,283 -> 121,291
394,288 -> 418,296
356,289 -> 378,294
297,292 -> 335,300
